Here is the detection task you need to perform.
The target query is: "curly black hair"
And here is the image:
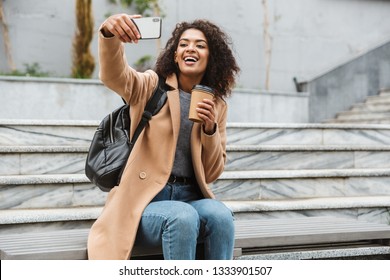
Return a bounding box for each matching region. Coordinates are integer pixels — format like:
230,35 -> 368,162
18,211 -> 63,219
155,19 -> 240,98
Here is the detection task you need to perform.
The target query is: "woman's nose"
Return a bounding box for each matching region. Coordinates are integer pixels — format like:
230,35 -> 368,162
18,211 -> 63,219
186,44 -> 195,52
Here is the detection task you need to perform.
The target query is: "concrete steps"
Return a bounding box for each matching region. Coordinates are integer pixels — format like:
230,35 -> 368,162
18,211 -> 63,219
3,120 -> 390,146
0,174 -> 104,210
3,144 -> 390,175
2,195 -> 390,235
330,89 -> 390,124
365,91 -> 390,103
1,121 -> 390,233
213,168 -> 390,200
0,146 -> 88,175
1,168 -> 389,210
226,122 -> 390,145
0,120 -> 96,146
328,119 -> 390,124
226,145 -> 390,170
350,102 -> 390,112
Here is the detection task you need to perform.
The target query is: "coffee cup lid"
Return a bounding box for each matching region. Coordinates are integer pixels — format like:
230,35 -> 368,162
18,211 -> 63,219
192,84 -> 214,94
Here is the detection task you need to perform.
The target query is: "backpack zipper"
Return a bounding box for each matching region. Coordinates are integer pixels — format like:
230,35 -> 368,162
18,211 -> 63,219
109,112 -> 114,143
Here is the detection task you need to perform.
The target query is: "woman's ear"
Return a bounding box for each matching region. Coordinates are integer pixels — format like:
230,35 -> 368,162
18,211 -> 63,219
174,52 -> 178,63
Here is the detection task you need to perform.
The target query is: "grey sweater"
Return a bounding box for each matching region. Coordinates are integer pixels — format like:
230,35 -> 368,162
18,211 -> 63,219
171,89 -> 195,178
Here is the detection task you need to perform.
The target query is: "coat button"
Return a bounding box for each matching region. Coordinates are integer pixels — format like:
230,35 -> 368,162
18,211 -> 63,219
139,172 -> 147,179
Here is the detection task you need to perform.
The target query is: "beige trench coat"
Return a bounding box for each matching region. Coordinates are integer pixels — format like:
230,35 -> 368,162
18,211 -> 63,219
87,33 -> 228,260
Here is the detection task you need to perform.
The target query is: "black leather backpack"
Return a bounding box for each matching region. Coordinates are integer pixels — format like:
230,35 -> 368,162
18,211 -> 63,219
85,77 -> 167,191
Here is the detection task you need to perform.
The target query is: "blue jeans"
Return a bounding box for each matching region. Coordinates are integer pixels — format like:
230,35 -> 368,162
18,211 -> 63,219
134,182 -> 235,260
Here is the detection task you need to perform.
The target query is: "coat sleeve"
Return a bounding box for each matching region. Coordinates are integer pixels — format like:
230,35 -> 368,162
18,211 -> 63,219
200,99 -> 228,183
98,30 -> 158,106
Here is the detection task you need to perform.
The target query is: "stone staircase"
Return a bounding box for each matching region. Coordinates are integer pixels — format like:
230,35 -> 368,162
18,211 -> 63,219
217,123 -> 390,223
0,120 -> 102,233
1,120 -> 390,234
328,89 -> 390,123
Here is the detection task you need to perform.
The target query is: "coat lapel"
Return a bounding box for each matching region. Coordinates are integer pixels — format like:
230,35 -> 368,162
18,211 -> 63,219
167,90 -> 180,141
166,74 -> 180,143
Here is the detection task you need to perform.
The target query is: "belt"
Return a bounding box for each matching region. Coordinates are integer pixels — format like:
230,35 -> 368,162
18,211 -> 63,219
168,175 -> 195,184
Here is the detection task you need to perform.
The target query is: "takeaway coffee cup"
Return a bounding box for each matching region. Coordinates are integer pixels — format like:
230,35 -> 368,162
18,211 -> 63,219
189,85 -> 215,123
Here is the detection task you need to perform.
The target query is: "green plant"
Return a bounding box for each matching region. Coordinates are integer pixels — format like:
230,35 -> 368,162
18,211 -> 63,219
23,63 -> 50,77
134,55 -> 153,72
0,62 -> 50,77
72,0 -> 95,78
109,0 -> 163,17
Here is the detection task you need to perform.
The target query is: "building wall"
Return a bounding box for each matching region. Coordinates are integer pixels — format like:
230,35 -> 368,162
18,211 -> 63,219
1,0 -> 390,92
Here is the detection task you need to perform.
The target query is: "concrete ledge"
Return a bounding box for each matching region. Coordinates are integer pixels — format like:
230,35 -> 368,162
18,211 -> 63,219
0,77 -> 123,121
0,76 -> 103,85
227,88 -> 309,122
237,246 -> 390,260
0,146 -> 89,153
0,119 -> 99,126
3,144 -> 390,154
0,207 -> 102,225
219,168 -> 390,179
227,122 -> 390,129
0,174 -> 89,185
0,76 -> 309,122
3,119 -> 390,129
226,144 -> 390,151
226,196 -> 390,212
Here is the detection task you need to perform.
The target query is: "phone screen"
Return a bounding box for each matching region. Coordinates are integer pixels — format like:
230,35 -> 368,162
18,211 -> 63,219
132,17 -> 162,39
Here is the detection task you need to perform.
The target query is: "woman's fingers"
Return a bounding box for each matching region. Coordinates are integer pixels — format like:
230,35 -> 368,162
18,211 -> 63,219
197,99 -> 215,119
196,99 -> 216,134
103,14 -> 141,43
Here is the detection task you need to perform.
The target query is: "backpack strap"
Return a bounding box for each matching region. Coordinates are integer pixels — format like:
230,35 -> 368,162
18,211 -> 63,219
130,75 -> 167,146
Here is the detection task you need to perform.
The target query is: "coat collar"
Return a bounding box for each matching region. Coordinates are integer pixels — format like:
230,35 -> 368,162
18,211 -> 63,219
166,73 -> 178,90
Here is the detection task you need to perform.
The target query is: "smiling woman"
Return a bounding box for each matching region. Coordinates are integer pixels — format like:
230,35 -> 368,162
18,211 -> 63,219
87,14 -> 240,260
155,19 -> 240,98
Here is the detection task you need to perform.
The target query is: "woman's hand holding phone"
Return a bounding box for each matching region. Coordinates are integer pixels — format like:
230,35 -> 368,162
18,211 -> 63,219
101,14 -> 142,43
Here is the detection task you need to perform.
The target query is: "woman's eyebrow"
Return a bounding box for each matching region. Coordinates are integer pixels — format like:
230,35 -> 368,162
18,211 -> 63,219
179,38 -> 208,44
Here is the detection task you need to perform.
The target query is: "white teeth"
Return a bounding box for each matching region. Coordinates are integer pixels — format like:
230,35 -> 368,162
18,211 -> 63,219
185,57 -> 197,62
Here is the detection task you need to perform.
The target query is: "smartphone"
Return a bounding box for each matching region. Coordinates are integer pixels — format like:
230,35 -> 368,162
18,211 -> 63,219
131,17 -> 162,39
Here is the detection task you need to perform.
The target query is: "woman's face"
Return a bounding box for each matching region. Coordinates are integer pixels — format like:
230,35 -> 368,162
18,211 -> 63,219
174,28 -> 209,81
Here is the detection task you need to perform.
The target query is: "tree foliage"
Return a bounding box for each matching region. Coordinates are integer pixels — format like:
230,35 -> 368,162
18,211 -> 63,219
109,0 -> 162,17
